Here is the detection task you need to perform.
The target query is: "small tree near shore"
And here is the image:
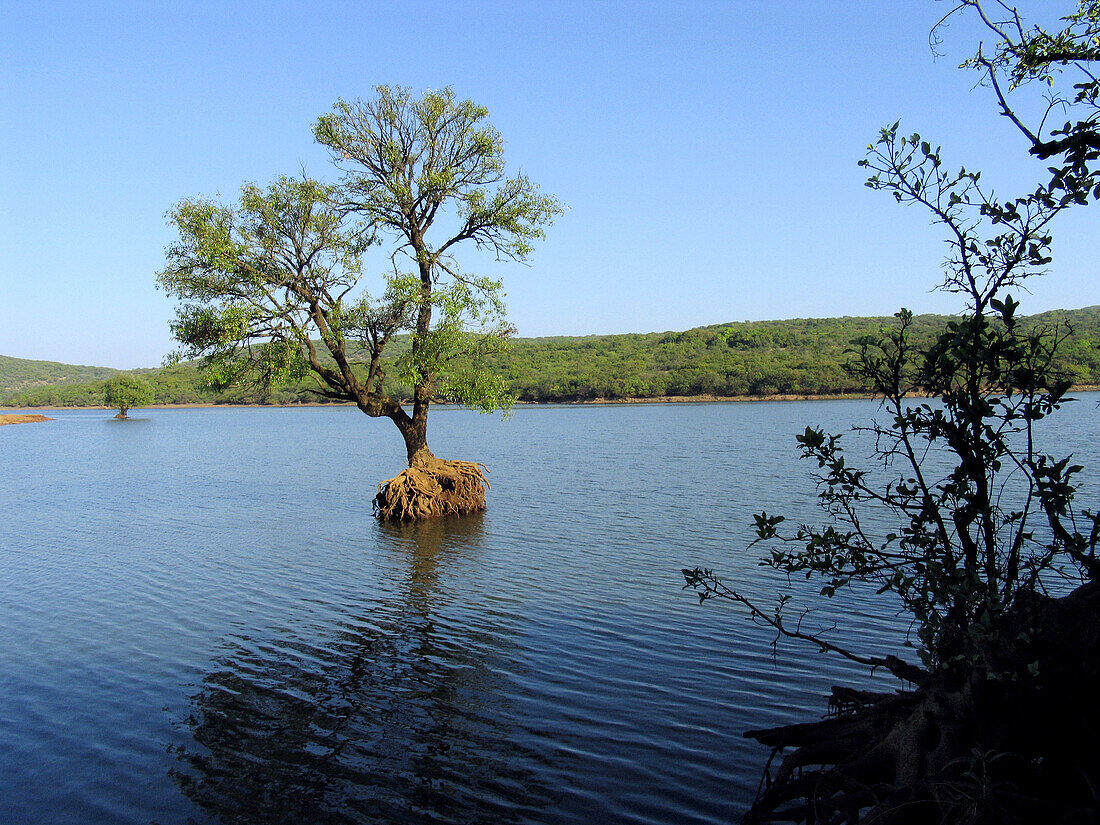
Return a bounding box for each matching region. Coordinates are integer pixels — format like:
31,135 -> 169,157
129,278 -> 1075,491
158,86 -> 561,520
104,375 -> 154,419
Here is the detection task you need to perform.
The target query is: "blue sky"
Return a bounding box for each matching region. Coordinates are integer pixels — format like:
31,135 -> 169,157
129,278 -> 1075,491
1,1 -> 1095,369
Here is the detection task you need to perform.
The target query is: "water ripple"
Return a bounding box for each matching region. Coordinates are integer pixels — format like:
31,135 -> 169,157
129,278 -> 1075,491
0,399 -> 1095,823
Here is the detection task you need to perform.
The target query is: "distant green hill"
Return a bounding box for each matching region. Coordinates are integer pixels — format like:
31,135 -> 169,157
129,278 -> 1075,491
487,306 -> 1100,401
3,306 -> 1098,407
0,355 -> 119,396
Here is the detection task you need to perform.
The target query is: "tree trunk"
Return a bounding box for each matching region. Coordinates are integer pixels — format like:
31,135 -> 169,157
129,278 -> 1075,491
369,238 -> 490,520
400,419 -> 436,469
374,397 -> 435,469
407,233 -> 435,466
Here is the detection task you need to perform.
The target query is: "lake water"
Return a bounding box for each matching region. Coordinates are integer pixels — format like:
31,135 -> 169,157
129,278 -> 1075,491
1,398 -> 1096,824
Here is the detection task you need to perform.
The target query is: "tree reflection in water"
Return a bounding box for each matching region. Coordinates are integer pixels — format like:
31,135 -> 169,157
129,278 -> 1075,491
172,516 -> 555,824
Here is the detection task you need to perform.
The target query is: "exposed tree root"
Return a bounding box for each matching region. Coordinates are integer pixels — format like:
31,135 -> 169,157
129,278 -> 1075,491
744,580 -> 1100,824
373,459 -> 489,522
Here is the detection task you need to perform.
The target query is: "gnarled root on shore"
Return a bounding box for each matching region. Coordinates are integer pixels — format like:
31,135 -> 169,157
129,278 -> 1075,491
373,459 -> 489,522
744,580 -> 1100,825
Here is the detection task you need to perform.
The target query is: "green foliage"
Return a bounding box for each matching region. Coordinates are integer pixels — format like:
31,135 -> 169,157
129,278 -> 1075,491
310,85 -> 562,430
767,159 -> 1094,673
961,0 -> 1100,201
103,374 -> 154,415
395,277 -> 515,412
158,176 -> 368,397
492,308 -> 1100,402
686,0 -> 1100,682
314,86 -> 561,266
153,87 -> 560,467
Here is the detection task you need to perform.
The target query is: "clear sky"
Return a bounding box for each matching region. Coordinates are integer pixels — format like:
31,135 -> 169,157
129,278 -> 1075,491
1,1 -> 1095,369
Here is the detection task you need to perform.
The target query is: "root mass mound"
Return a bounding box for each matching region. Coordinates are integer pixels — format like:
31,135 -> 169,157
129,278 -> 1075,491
746,580 -> 1100,825
373,459 -> 489,522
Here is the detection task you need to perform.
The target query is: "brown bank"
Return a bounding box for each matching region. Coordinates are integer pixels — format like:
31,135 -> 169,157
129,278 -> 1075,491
0,414 -> 53,426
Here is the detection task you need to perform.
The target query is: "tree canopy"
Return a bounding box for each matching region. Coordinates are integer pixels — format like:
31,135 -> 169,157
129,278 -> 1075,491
685,3 -> 1100,821
104,374 -> 153,418
959,0 -> 1100,200
311,86 -> 562,464
158,86 -> 561,518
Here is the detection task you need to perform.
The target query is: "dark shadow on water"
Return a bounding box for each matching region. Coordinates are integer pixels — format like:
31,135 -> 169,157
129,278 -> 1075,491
171,513 -> 556,825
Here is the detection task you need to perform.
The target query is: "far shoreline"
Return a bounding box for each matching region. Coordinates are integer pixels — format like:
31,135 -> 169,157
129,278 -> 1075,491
0,394 -> 878,412
3,386 -> 1097,413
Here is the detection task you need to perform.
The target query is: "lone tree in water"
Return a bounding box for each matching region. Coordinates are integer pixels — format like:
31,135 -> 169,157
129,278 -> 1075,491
104,374 -> 153,419
685,2 -> 1100,822
158,87 -> 561,520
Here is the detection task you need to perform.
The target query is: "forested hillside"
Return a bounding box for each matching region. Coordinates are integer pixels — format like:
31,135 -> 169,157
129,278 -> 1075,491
3,307 -> 1098,407
0,356 -> 119,395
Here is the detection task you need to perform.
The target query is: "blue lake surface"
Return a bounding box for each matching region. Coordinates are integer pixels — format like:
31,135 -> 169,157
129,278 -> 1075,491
1,398 -> 1096,824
